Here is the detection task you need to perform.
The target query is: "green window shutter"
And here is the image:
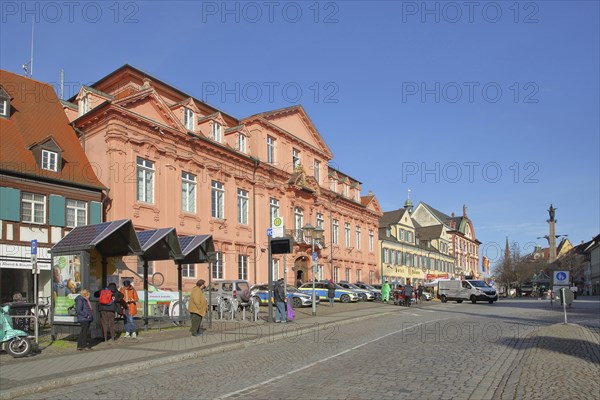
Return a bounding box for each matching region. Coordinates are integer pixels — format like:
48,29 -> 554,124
0,187 -> 21,221
90,201 -> 102,224
49,195 -> 65,226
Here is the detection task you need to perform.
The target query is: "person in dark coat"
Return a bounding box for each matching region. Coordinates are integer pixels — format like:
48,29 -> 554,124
273,278 -> 287,323
327,279 -> 336,306
98,283 -> 124,342
75,289 -> 94,351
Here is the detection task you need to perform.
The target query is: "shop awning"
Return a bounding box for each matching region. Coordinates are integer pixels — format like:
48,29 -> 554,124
136,228 -> 183,261
50,219 -> 142,257
178,235 -> 214,264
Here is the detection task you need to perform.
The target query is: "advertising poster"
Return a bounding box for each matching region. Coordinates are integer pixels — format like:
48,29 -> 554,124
52,254 -> 82,317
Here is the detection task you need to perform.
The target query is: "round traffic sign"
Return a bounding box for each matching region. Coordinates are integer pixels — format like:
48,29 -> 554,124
273,217 -> 283,227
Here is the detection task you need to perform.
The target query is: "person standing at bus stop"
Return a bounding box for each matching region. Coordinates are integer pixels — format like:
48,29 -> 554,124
189,279 -> 208,336
120,280 -> 138,338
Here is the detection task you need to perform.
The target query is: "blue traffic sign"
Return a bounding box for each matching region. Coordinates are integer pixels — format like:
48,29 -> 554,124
31,240 -> 38,255
312,252 -> 318,261
556,272 -> 567,281
267,228 -> 273,237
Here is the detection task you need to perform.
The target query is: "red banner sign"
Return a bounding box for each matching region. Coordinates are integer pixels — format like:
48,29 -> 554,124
426,273 -> 449,281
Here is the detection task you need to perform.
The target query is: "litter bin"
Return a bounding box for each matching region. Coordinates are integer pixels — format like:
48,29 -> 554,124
5,302 -> 35,332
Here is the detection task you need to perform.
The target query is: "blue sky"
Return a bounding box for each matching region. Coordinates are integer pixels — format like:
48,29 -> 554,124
1,1 -> 598,269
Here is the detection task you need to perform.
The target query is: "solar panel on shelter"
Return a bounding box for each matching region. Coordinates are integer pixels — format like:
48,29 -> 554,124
178,235 -> 214,264
136,228 -> 183,261
51,219 -> 142,256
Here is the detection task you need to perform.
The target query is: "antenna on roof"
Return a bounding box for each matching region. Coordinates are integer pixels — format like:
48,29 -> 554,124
60,69 -> 64,99
23,19 -> 34,78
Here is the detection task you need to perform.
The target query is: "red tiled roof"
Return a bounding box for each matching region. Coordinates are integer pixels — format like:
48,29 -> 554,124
0,70 -> 104,190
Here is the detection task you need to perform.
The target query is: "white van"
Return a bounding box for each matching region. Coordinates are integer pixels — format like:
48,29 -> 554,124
438,279 -> 498,304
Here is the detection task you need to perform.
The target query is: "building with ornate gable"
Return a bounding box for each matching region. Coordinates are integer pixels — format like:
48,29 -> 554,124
62,65 -> 382,292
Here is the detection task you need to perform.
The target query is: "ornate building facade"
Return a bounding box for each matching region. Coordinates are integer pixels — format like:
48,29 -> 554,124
63,65 -> 382,292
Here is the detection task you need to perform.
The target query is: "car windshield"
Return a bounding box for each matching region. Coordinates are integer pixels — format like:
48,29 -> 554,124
345,283 -> 360,289
469,280 -> 490,288
286,286 -> 300,293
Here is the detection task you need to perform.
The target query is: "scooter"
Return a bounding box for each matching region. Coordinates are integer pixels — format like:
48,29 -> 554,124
0,304 -> 33,358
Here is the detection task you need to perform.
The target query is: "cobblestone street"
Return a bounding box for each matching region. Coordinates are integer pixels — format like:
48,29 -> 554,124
8,299 -> 599,400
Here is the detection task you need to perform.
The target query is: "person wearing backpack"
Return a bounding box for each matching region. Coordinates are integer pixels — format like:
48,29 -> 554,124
273,278 -> 287,323
120,280 -> 139,338
98,283 -> 123,343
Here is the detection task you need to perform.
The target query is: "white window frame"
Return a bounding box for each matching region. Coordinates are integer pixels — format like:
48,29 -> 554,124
181,171 -> 196,213
184,108 -> 194,131
66,199 -> 87,228
237,188 -> 249,225
212,122 -> 222,142
238,255 -> 248,280
343,184 -> 348,197
238,133 -> 247,153
292,148 -> 300,169
0,99 -> 7,117
334,267 -> 340,282
137,260 -> 154,276
211,180 -> 224,219
369,230 -> 374,252
294,207 -> 304,241
267,136 -> 275,164
344,222 -> 351,247
136,157 -> 154,203
212,252 -> 223,279
330,178 -> 337,192
21,192 -> 46,224
345,268 -> 351,281
356,269 -> 361,283
356,226 -> 361,250
313,160 -> 320,182
79,95 -> 89,116
316,212 -> 324,229
269,198 -> 280,224
41,150 -> 58,172
272,258 -> 280,281
182,264 -> 196,278
332,219 -> 339,245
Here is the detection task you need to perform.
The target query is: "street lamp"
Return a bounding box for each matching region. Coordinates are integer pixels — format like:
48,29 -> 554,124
303,223 -> 324,316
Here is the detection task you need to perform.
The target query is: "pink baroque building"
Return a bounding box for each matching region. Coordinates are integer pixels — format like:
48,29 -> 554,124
62,65 -> 382,292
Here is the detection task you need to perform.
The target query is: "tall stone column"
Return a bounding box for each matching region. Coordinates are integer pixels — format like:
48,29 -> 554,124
547,205 -> 557,263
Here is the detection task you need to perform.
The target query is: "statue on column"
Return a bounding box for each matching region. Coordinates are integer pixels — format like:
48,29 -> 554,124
548,204 -> 556,222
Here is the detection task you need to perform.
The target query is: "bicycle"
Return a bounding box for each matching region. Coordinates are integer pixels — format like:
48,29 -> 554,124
36,296 -> 51,329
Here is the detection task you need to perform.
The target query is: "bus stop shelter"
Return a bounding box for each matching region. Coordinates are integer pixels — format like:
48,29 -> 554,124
50,219 -> 142,334
136,228 -> 183,329
178,235 -> 214,325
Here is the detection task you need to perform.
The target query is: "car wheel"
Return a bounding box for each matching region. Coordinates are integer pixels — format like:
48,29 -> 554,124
456,300 -> 463,303
488,300 -> 494,304
441,295 -> 447,303
471,295 -> 477,304
340,294 -> 350,303
292,297 -> 302,309
359,293 -> 366,302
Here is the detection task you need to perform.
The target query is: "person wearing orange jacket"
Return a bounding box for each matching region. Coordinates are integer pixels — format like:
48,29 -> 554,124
120,280 -> 139,338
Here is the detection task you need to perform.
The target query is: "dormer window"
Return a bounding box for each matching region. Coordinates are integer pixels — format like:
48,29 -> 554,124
0,86 -> 11,118
184,108 -> 194,131
0,98 -> 8,117
79,95 -> 89,116
41,149 -> 58,171
212,122 -> 222,142
238,133 -> 246,153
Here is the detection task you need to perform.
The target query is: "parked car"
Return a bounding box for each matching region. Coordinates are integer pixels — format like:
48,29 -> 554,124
206,280 -> 251,310
354,282 -> 382,300
250,284 -> 318,308
298,282 -> 360,303
422,291 -> 434,301
337,281 -> 375,301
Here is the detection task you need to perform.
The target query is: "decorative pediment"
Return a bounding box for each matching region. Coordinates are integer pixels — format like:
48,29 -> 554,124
114,88 -> 184,131
288,164 -> 320,194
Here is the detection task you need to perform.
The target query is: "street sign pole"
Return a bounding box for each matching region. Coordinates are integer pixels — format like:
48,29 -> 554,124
31,240 -> 39,344
267,233 -> 273,323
